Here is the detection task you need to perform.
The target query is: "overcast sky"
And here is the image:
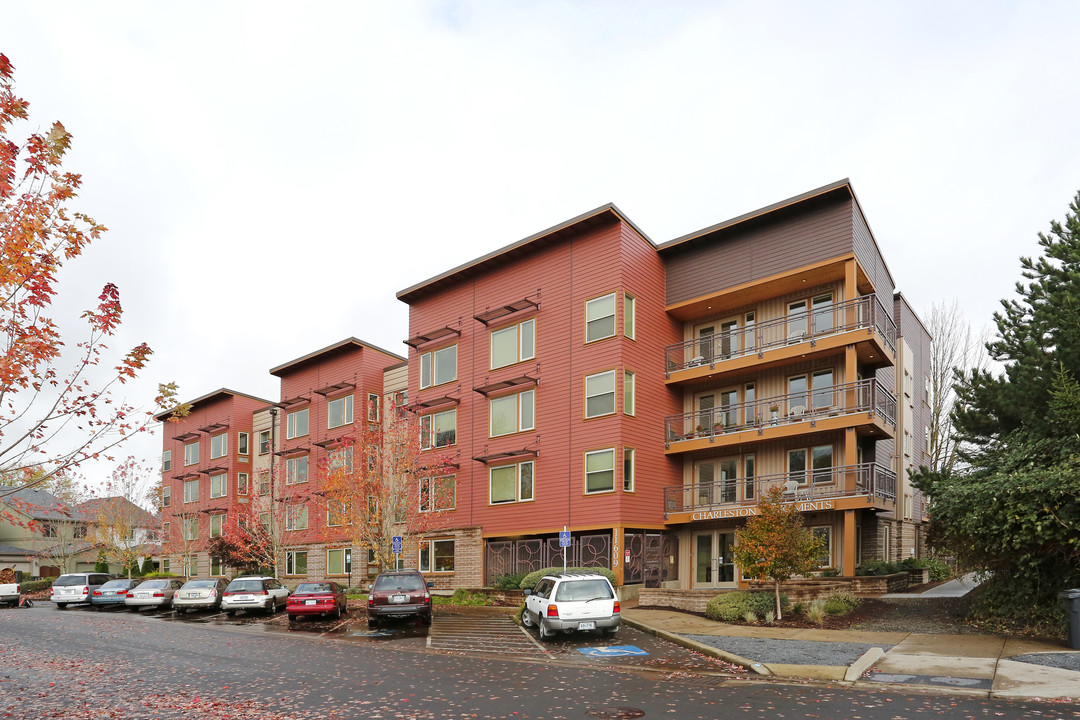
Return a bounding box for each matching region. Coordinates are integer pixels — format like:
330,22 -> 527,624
4,1 -> 1079,491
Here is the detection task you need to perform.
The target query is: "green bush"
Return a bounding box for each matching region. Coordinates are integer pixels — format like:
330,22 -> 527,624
449,588 -> 495,606
517,566 -> 617,590
899,556 -> 953,582
820,567 -> 840,577
705,591 -> 789,622
492,572 -> 528,590
822,590 -> 861,615
855,561 -> 900,576
19,579 -> 53,593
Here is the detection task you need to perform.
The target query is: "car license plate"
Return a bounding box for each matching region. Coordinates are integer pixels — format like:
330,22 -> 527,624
305,599 -> 316,605
577,622 -> 596,630
184,593 -> 198,598
237,595 -> 253,602
137,592 -> 149,598
391,594 -> 408,604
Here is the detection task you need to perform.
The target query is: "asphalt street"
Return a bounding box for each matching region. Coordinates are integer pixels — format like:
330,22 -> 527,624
1,604 -> 1075,719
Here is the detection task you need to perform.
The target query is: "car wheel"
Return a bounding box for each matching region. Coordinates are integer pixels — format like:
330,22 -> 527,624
175,607 -> 185,615
332,606 -> 341,620
225,610 -> 235,617
520,608 -> 534,628
538,617 -> 555,641
602,626 -> 618,637
368,616 -> 378,628
129,606 -> 139,612
94,604 -> 104,612
422,612 -> 432,626
288,614 -> 297,622
56,603 -> 66,610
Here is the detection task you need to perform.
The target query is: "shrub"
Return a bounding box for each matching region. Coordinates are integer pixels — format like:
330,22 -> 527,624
19,579 -> 53,593
742,610 -> 758,624
705,591 -> 788,622
449,588 -> 495,606
820,567 -> 840,577
822,590 -> 861,615
856,561 -> 899,576
899,556 -> 953,582
805,598 -> 827,625
763,610 -> 776,624
492,572 -> 528,590
517,566 -> 617,590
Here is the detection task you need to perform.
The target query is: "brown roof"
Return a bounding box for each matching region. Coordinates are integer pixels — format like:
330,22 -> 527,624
269,337 -> 406,377
153,388 -> 274,422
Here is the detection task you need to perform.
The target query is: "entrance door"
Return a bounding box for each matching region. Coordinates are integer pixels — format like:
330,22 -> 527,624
693,531 -> 737,588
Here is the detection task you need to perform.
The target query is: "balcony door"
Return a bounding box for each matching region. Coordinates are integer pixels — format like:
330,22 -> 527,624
694,531 -> 737,588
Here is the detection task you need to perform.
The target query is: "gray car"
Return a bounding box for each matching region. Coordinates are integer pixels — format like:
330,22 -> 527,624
50,572 -> 114,609
125,578 -> 185,611
173,578 -> 228,613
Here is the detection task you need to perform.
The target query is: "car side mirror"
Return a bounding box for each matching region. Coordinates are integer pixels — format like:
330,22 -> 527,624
523,588 -> 533,596
427,582 -> 434,588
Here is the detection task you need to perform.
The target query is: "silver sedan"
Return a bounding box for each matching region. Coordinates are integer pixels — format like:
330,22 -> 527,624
173,578 -> 228,613
124,578 -> 185,611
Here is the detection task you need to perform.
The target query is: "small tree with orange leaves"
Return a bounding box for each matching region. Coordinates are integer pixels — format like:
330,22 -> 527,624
731,486 -> 827,619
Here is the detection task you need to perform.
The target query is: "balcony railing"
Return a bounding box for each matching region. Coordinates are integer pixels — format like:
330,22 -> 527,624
663,462 -> 897,518
664,378 -> 896,446
665,294 -> 897,376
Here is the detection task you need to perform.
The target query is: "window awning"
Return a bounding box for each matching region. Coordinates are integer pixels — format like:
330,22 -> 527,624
472,448 -> 538,465
314,381 -> 356,397
198,422 -> 228,434
274,445 -> 310,457
275,395 -> 310,407
313,437 -> 350,448
404,326 -> 461,348
198,465 -> 228,475
473,298 -> 540,326
172,472 -> 199,480
410,395 -> 460,411
473,375 -> 538,396
172,432 -> 200,442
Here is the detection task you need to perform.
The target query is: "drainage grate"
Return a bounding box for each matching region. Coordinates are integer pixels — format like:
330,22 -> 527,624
668,674 -> 728,688
585,707 -> 646,719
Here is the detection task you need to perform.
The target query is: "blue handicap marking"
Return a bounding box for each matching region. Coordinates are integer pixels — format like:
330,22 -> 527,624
578,645 -> 649,657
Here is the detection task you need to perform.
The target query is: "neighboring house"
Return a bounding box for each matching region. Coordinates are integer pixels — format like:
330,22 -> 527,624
0,485 -> 89,576
77,496 -> 161,574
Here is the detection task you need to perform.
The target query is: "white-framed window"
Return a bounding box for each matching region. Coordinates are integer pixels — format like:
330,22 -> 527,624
183,555 -> 197,577
237,432 -> 249,456
419,475 -> 456,512
210,433 -> 227,460
623,448 -> 634,492
420,345 -> 457,389
585,370 -> 616,418
882,524 -> 891,560
162,450 -> 172,473
184,441 -> 199,466
210,473 -> 227,499
286,455 -> 309,485
585,292 -> 616,343
162,521 -> 170,539
210,513 -> 225,538
285,504 -> 309,531
326,499 -> 349,527
162,486 -> 171,508
623,292 -> 635,339
161,558 -> 170,574
623,371 -> 635,415
259,512 -> 271,531
182,516 -> 198,541
327,548 -> 352,575
258,429 -> 271,455
585,448 -> 615,494
924,375 -> 931,405
287,408 -> 309,439
328,446 -> 353,475
812,526 -> 833,567
489,461 -> 534,505
237,472 -> 249,496
924,425 -> 930,450
420,409 -> 456,450
489,389 -> 535,437
183,479 -> 199,503
286,550 -> 308,576
491,318 -> 536,369
328,394 -> 353,429
258,470 -> 271,496
418,538 -> 455,573
210,557 -> 224,577
368,393 -> 380,422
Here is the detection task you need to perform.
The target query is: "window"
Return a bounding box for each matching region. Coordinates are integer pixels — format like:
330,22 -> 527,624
420,345 -> 457,389
491,318 -> 536,369
287,408 -> 309,439
393,390 -> 408,418
585,448 -> 615,493
210,513 -> 225,538
286,455 -> 309,485
585,371 -> 616,418
237,472 -> 249,496
623,448 -> 634,492
812,527 -> 833,567
328,394 -> 354,429
420,409 -> 456,450
585,293 -> 616,342
882,525 -> 891,560
258,429 -> 271,455
286,504 -> 309,531
623,371 -> 635,415
162,450 -> 172,472
490,389 -> 535,437
183,517 -> 198,541
810,294 -> 834,334
210,557 -> 224,577
183,556 -> 197,577
624,293 -> 635,339
286,550 -> 308,576
161,558 -> 170,574
237,432 -> 249,456
419,475 -> 456,512
811,445 -> 833,484
183,479 -> 199,503
258,470 -> 270,496
744,453 -> 756,500
418,538 -> 454,573
328,446 -> 353,475
210,433 -> 227,460
924,375 -> 931,404
259,512 -> 271,532
210,473 -> 227,499
489,461 -> 533,505
327,548 -> 352,576
162,486 -> 171,508
368,393 -> 380,422
326,499 -> 349,527
162,521 -> 170,540
924,425 -> 931,450
788,449 -> 806,485
184,441 -> 199,466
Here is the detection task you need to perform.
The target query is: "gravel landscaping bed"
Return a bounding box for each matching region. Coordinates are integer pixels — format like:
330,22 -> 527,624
683,634 -> 890,666
1009,653 -> 1080,672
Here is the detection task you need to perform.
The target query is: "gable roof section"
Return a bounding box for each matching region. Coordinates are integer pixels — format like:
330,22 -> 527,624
77,497 -> 158,527
0,485 -> 81,520
396,203 -> 654,304
269,337 -> 406,377
153,387 -> 274,422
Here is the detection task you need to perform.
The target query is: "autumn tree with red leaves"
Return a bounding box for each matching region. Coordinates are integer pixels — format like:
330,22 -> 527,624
0,54 -> 183,501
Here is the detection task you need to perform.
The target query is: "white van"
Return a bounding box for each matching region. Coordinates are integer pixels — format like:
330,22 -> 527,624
50,572 -> 113,609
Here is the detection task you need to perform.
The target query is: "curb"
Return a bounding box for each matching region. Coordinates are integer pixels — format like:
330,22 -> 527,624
622,616 -> 773,676
845,646 -> 885,682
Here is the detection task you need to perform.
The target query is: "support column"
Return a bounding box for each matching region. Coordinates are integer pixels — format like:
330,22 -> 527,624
843,509 -> 857,577
612,526 -> 625,586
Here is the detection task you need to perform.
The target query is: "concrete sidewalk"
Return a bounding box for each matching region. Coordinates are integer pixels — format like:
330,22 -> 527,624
622,606 -> 1080,700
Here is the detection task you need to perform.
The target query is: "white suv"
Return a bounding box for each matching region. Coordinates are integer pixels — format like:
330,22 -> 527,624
221,576 -> 290,616
522,572 -> 620,641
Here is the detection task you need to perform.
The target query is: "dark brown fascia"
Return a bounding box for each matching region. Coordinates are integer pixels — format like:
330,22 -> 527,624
268,337 -> 406,377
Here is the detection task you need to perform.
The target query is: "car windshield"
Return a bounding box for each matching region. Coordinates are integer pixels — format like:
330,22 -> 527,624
52,575 -> 87,587
554,579 -> 613,602
99,580 -> 130,590
227,580 -> 264,592
295,583 -> 333,594
138,580 -> 168,589
373,574 -> 425,592
184,580 -> 218,589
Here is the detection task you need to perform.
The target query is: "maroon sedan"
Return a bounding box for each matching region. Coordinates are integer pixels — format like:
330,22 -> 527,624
286,581 -> 348,621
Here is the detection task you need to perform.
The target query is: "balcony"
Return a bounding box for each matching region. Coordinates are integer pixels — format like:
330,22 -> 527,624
664,378 -> 896,453
665,294 -> 896,383
663,462 -> 897,523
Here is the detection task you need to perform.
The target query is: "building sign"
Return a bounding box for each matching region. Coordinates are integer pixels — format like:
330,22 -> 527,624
690,499 -> 835,521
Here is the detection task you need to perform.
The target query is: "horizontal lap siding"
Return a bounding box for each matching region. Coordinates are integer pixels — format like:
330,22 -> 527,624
852,204 -> 895,300
665,198 -> 854,306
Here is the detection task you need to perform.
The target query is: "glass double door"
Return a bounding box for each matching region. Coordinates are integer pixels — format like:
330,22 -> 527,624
694,531 -> 737,588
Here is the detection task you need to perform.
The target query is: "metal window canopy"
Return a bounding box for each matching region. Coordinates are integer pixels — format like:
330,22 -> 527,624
473,448 -> 538,465
200,506 -> 228,515
404,326 -> 461,349
473,298 -> 540,326
172,472 -> 199,480
172,431 -> 200,442
198,422 -> 228,434
473,375 -> 538,396
313,381 -> 356,397
275,395 -> 311,408
273,445 -> 310,457
198,465 -> 228,475
313,436 -> 351,448
409,395 -> 460,411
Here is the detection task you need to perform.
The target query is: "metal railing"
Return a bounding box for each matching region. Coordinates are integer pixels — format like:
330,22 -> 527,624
664,378 -> 896,446
665,294 -> 897,376
663,462 -> 897,517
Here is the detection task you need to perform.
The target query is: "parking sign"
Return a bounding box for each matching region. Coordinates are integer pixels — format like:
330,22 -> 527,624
559,530 -> 571,547
392,536 -> 402,554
